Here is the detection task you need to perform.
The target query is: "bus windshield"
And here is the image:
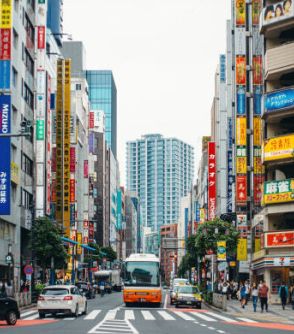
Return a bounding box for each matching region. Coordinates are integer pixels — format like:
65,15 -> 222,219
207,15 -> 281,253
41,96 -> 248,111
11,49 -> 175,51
124,261 -> 160,287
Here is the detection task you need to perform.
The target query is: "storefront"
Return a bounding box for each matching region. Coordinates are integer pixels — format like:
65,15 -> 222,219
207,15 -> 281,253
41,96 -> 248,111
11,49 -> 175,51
252,256 -> 294,304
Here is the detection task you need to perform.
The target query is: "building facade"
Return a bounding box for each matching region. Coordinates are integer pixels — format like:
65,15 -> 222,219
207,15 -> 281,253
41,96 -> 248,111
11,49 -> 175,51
126,134 -> 194,252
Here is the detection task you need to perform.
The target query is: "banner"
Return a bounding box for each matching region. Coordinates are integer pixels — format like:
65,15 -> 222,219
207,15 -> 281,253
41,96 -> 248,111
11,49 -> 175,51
0,29 -> 11,60
37,26 -> 45,49
70,179 -> 75,203
252,0 -> 262,25
217,241 -> 227,261
263,135 -> 294,162
77,233 -> 82,255
236,175 -> 247,204
235,0 -> 246,26
262,0 -> 294,26
253,117 -> 262,146
265,88 -> 294,113
253,56 -> 262,85
236,117 -> 247,146
236,55 -> 246,85
0,60 -> 10,89
254,175 -> 264,204
237,238 -> 247,261
253,86 -> 262,115
264,178 -> 294,204
237,86 -> 246,115
0,95 -> 11,214
70,147 -> 75,172
236,157 -> 247,174
0,0 -> 12,28
208,142 -> 216,220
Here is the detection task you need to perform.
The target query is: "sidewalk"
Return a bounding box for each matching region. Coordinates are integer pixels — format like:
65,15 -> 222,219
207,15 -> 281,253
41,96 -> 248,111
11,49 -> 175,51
226,298 -> 294,324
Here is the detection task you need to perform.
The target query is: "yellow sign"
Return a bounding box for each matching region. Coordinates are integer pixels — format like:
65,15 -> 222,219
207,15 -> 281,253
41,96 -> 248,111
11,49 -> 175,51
253,117 -> 262,146
263,135 -> 294,162
77,233 -> 82,255
255,238 -> 261,252
263,179 -> 294,205
11,162 -> 19,184
217,241 -> 226,261
237,238 -> 247,261
0,0 -> 12,28
253,156 -> 264,174
236,117 -> 247,146
236,157 -> 247,174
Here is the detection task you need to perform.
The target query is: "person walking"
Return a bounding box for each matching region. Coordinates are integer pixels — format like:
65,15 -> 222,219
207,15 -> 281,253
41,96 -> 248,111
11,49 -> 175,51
278,282 -> 288,310
239,282 -> 247,309
259,281 -> 269,313
290,283 -> 294,310
251,283 -> 258,312
99,280 -> 105,297
245,280 -> 251,305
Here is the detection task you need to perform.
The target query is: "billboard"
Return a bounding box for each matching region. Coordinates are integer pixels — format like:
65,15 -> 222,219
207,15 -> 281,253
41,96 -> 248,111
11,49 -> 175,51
37,26 -> 45,49
0,60 -> 10,89
263,178 -> 294,204
236,175 -> 247,204
235,0 -> 246,26
237,238 -> 247,261
227,150 -> 233,212
263,135 -> 294,162
236,55 -> 246,85
0,29 -> 11,60
252,0 -> 262,25
253,86 -> 262,115
208,142 -> 216,220
236,117 -> 247,146
264,88 -> 294,113
0,0 -> 12,28
253,117 -> 262,146
262,0 -> 294,26
0,95 -> 10,215
265,231 -> 294,248
254,175 -> 264,204
253,56 -> 262,85
217,241 -> 227,261
237,86 -> 246,115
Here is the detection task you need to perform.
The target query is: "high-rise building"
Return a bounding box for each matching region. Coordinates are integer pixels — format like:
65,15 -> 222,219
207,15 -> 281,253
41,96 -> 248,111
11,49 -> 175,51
47,0 -> 63,46
126,134 -> 194,242
251,0 -> 294,302
86,71 -> 117,158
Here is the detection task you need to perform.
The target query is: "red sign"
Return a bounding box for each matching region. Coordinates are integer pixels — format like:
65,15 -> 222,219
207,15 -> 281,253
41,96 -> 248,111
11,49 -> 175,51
265,231 -> 294,248
0,29 -> 11,60
208,142 -> 216,220
37,26 -> 45,49
89,112 -> 94,129
84,160 -> 88,178
70,147 -> 76,172
236,175 -> 247,204
83,236 -> 89,244
24,265 -> 34,275
253,55 -> 262,85
83,220 -> 89,229
254,175 -> 264,205
70,179 -> 75,202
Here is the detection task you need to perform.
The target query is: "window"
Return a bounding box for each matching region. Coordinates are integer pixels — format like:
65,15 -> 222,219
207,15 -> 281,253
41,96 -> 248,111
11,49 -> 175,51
22,82 -> 34,109
21,153 -> 33,176
12,67 -> 18,87
76,84 -> 81,91
24,14 -> 34,47
0,220 -> 15,242
25,49 -> 34,75
13,28 -> 19,49
21,188 -> 33,210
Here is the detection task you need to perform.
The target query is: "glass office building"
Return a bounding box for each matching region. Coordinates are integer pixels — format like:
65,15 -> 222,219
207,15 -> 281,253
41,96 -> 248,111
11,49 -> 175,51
86,71 -> 117,158
126,134 -> 194,233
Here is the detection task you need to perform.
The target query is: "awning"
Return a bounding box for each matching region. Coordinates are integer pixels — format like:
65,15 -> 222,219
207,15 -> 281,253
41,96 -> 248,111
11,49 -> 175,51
61,237 -> 79,245
81,244 -> 96,251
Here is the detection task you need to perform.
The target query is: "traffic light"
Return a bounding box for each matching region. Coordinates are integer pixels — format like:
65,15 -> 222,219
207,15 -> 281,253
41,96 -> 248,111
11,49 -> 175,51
20,120 -> 32,138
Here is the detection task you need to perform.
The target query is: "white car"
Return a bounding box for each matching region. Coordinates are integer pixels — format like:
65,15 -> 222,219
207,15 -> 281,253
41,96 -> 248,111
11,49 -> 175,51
37,285 -> 87,318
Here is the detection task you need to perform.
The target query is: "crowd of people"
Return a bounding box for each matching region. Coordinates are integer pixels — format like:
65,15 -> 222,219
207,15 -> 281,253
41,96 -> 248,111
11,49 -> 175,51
216,279 -> 294,312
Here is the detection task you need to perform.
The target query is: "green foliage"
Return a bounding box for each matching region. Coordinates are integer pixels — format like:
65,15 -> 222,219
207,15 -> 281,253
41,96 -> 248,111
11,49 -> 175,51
32,217 -> 68,270
100,246 -> 117,262
194,219 -> 239,258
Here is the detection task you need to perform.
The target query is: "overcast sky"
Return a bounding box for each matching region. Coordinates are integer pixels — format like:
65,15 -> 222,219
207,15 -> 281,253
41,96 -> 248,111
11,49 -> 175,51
63,0 -> 231,185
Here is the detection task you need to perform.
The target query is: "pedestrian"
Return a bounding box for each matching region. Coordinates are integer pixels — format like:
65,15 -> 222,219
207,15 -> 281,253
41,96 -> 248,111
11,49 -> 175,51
245,280 -> 251,305
290,283 -> 294,310
278,282 -> 288,310
239,282 -> 247,309
99,280 -> 105,297
258,280 -> 269,313
251,282 -> 258,312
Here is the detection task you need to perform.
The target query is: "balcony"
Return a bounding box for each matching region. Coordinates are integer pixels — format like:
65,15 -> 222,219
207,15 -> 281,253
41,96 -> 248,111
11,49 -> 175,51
265,42 -> 294,80
260,2 -> 294,38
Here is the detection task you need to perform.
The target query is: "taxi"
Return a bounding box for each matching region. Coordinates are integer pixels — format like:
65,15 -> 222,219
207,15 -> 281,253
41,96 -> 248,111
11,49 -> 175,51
174,285 -> 202,309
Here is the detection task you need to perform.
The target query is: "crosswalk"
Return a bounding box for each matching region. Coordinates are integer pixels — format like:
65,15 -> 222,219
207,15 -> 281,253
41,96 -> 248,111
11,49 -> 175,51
20,308 -> 258,324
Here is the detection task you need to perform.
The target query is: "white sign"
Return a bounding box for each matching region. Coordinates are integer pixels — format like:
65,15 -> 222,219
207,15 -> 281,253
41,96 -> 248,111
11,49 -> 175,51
273,257 -> 290,267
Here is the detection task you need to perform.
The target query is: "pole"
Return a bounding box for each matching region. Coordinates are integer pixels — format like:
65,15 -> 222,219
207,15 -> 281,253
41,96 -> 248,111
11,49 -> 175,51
211,255 -> 214,292
71,246 -> 75,284
50,257 -> 55,285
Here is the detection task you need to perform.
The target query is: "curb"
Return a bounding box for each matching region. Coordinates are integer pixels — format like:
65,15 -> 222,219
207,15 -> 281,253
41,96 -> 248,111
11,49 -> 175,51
204,301 -> 227,313
20,303 -> 37,311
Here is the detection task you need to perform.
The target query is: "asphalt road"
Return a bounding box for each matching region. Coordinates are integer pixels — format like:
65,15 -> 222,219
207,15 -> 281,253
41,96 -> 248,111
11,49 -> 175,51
1,290 -> 294,334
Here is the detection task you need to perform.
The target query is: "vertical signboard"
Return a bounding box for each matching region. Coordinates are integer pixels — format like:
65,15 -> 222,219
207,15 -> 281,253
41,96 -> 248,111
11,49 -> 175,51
235,0 -> 246,26
37,26 -> 45,49
77,232 -> 82,255
208,142 -> 216,220
0,95 -> 11,214
236,175 -> 247,204
46,75 -> 52,215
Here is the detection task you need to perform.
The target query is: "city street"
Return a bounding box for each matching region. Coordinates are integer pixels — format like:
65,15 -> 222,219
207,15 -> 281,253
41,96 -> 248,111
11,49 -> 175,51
1,290 -> 294,334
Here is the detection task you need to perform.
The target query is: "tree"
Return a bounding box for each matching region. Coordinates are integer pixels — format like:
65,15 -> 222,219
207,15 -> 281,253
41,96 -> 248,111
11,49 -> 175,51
194,219 -> 239,258
31,217 -> 68,280
84,242 -> 100,265
100,246 -> 117,262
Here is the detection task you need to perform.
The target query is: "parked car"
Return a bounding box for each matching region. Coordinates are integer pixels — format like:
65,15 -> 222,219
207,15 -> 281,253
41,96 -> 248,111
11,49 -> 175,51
174,285 -> 202,309
37,285 -> 87,318
0,292 -> 20,325
170,285 -> 180,305
75,281 -> 95,299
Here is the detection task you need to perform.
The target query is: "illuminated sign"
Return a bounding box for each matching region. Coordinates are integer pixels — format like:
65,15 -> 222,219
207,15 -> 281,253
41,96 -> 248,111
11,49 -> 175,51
263,135 -> 294,162
265,88 -> 294,113
263,178 -> 294,204
208,142 -> 216,220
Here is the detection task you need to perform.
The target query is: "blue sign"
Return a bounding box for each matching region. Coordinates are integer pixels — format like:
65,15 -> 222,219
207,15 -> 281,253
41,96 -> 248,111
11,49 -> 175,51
116,189 -> 122,230
0,61 -> 11,90
228,117 -> 233,150
227,150 -> 233,213
195,201 -> 200,223
265,88 -> 294,113
254,86 -> 262,115
220,54 -> 226,83
0,95 -> 11,215
70,204 -> 75,226
237,86 -> 246,115
89,132 -> 94,153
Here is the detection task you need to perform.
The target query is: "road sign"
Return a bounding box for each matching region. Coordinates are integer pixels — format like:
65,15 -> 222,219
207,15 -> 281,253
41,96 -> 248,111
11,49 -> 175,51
5,254 -> 13,264
24,265 -> 34,275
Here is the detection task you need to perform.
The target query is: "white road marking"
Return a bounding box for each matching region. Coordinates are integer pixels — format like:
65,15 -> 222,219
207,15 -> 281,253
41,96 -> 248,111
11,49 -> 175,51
208,327 -> 216,330
200,323 -> 207,327
158,310 -> 175,320
84,310 -> 101,320
237,317 -> 258,323
125,310 -> 135,320
217,330 -> 226,333
191,312 -> 217,322
104,309 -> 117,320
141,310 -> 155,320
194,321 -> 199,324
174,312 -> 195,321
164,293 -> 168,309
88,318 -> 138,334
21,310 -> 37,318
64,317 -> 76,320
206,312 -> 237,322
24,313 -> 40,320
